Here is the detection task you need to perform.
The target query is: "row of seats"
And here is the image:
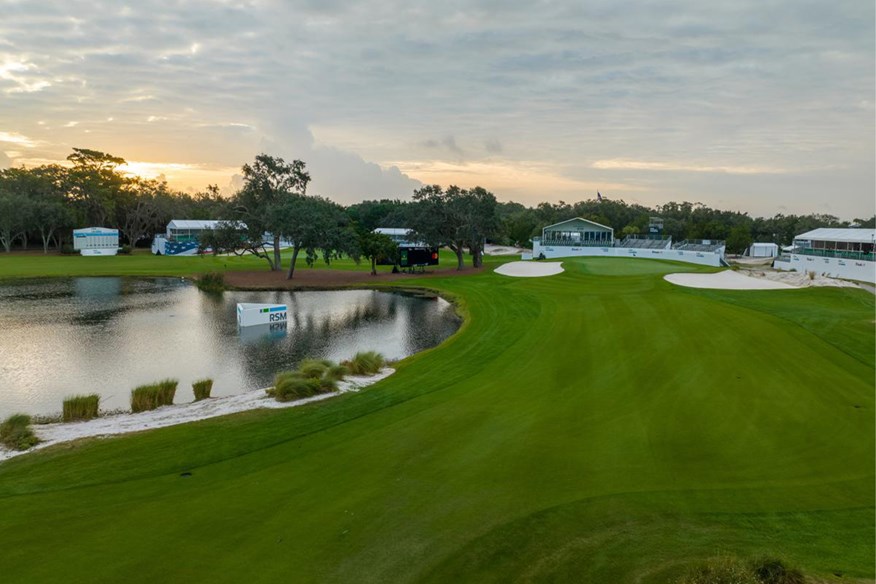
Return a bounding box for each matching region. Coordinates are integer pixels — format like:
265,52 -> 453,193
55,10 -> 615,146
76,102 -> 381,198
672,242 -> 725,252
619,237 -> 670,249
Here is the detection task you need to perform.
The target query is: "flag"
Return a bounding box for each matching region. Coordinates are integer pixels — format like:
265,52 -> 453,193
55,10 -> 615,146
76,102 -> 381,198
597,191 -> 603,202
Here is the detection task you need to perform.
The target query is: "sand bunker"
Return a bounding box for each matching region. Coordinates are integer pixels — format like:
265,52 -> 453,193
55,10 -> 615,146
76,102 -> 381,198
736,269 -> 858,288
666,269 -> 861,290
0,368 -> 395,463
665,270 -> 796,290
495,261 -> 564,278
484,244 -> 527,256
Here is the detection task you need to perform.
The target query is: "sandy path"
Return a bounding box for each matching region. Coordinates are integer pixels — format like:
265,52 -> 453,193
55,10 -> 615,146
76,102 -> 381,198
0,369 -> 394,463
495,261 -> 564,278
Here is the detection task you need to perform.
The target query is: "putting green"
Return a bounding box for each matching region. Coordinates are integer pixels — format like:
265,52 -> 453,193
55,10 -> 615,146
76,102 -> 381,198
0,257 -> 872,583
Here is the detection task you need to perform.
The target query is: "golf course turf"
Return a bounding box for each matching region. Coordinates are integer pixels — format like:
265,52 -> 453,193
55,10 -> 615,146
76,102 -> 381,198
0,256 -> 872,582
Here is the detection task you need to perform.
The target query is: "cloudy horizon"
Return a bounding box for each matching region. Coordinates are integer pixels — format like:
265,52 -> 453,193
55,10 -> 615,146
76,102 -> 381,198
1,0 -> 873,218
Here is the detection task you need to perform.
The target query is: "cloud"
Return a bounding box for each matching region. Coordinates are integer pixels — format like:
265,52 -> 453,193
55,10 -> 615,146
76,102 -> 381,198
0,0 -> 871,217
591,159 -> 789,175
0,131 -> 38,148
260,122 -> 422,203
0,151 -> 10,169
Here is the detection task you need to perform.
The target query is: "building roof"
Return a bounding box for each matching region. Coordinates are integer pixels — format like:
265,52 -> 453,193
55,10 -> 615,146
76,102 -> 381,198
374,228 -> 412,236
73,227 -> 118,234
795,228 -> 876,244
167,220 -> 224,230
543,217 -> 614,232
750,242 -> 778,248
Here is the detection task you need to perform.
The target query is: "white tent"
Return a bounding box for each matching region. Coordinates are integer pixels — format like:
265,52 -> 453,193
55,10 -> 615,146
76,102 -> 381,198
747,242 -> 779,258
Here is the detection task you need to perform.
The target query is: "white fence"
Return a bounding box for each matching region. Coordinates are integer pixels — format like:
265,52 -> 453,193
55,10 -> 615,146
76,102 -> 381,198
774,254 -> 876,284
530,242 -> 725,267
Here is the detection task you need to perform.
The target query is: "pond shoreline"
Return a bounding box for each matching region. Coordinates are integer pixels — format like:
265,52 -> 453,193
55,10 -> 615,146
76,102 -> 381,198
0,368 -> 396,463
0,277 -> 462,417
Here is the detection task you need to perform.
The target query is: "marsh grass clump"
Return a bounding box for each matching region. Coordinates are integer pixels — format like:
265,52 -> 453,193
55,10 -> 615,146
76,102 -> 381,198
269,372 -> 324,401
196,272 -> 226,293
298,359 -> 334,379
192,378 -> 214,401
268,359 -> 346,402
751,558 -> 804,584
62,394 -> 100,422
131,379 -> 178,412
157,379 -> 178,405
325,364 -> 348,383
677,556 -> 758,584
341,351 -> 385,376
0,414 -> 39,451
677,556 -> 805,584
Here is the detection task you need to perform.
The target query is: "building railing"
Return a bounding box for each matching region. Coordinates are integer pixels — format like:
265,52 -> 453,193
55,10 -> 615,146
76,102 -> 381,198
623,234 -> 671,241
539,239 -> 613,247
794,248 -> 875,261
672,239 -> 726,252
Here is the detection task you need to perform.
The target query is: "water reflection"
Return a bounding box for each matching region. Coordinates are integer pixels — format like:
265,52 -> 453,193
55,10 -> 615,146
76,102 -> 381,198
0,278 -> 460,416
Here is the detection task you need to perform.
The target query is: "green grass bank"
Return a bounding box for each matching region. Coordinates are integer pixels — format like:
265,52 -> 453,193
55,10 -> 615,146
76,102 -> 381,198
0,257 -> 871,583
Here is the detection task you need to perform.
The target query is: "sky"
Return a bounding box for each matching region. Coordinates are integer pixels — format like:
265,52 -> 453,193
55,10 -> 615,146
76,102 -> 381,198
0,0 -> 873,218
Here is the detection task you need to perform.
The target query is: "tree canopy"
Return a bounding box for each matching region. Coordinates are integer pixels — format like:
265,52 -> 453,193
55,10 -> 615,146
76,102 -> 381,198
0,147 -> 872,266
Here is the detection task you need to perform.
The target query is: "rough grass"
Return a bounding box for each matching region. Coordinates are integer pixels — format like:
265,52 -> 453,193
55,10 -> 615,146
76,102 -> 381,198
0,247 -> 465,279
130,379 -> 178,413
62,394 -> 100,422
0,257 -> 871,583
0,414 -> 39,451
342,351 -> 385,375
191,378 -> 213,401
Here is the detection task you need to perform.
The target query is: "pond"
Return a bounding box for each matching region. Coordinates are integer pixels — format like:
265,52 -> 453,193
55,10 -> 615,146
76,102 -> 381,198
0,278 -> 461,417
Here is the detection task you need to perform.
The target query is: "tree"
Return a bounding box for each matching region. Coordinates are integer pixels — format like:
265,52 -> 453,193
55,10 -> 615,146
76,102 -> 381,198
64,148 -> 129,226
0,169 -> 41,252
346,199 -> 411,231
358,231 -> 397,275
28,165 -> 71,253
461,186 -> 499,268
198,221 -> 269,262
726,224 -> 753,254
409,185 -> 469,270
233,154 -> 310,271
274,195 -> 359,279
116,178 -> 168,247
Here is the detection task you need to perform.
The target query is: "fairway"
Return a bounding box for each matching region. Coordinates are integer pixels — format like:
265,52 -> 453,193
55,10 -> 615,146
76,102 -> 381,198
0,257 -> 872,583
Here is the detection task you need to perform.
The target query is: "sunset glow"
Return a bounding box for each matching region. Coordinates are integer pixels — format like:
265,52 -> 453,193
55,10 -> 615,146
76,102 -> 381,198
0,1 -> 872,216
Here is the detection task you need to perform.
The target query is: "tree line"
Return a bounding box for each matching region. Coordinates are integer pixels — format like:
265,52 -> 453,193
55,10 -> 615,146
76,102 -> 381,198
1,148 -> 873,269
0,148 -> 226,253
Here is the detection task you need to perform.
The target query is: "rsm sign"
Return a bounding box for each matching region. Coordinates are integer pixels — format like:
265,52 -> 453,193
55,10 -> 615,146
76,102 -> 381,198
237,303 -> 290,327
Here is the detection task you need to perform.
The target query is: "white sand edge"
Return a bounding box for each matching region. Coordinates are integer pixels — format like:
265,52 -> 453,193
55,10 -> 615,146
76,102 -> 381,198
665,269 -> 859,290
664,271 -> 794,290
495,261 -> 564,278
0,368 -> 395,463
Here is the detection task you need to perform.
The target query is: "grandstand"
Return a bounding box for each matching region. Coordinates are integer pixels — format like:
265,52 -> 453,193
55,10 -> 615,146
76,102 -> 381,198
672,239 -> 726,253
620,235 -> 672,250
774,228 -> 875,283
530,217 -> 726,267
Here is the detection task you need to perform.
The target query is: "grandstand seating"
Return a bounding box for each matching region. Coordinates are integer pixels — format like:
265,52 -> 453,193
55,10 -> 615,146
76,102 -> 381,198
672,240 -> 725,252
619,236 -> 671,249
